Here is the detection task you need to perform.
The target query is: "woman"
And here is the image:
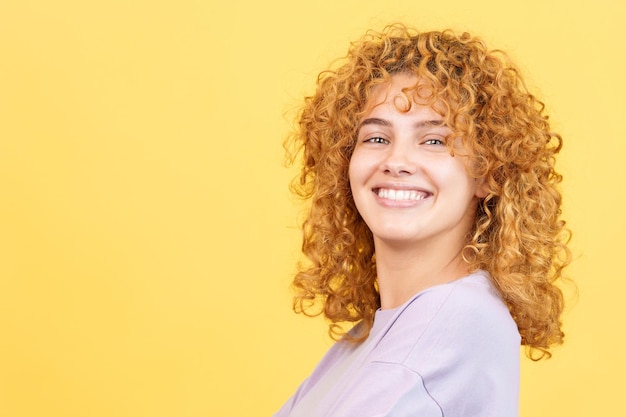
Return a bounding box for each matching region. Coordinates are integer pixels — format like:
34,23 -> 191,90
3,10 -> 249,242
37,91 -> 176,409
276,25 -> 570,417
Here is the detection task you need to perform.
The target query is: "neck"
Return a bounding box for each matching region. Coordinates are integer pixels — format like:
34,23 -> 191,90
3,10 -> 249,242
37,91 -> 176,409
374,236 -> 471,310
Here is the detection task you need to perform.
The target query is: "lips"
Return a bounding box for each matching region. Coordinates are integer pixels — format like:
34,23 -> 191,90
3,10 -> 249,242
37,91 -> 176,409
374,188 -> 430,201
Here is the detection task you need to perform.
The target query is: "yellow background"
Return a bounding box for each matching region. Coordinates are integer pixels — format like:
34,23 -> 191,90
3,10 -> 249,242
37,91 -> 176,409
0,0 -> 623,416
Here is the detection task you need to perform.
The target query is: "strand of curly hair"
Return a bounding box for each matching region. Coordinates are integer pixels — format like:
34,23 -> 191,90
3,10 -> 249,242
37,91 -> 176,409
286,24 -> 571,360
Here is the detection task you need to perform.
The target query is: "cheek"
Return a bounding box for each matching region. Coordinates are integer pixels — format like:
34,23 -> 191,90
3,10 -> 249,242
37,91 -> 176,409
438,161 -> 480,196
348,152 -> 363,185
348,155 -> 369,209
348,148 -> 379,179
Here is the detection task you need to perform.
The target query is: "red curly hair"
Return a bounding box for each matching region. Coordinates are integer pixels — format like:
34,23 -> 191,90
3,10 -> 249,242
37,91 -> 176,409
287,24 -> 571,359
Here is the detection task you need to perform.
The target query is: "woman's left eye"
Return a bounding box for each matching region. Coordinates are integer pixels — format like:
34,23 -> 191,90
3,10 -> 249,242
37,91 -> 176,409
424,138 -> 445,145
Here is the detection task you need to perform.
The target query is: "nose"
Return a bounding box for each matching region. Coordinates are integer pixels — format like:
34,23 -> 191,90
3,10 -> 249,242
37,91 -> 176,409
382,143 -> 415,176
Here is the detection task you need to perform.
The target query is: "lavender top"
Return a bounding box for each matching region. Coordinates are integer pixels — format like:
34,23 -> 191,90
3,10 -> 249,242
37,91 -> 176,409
274,270 -> 520,417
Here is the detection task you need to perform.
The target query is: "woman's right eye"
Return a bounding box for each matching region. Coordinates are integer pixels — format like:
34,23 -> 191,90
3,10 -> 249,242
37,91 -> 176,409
365,137 -> 389,144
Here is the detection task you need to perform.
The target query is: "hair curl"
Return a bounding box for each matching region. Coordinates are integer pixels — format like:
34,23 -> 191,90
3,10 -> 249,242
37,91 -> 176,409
286,24 -> 571,360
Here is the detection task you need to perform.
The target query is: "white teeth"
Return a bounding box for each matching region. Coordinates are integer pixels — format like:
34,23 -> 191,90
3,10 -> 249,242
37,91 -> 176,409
376,188 -> 426,201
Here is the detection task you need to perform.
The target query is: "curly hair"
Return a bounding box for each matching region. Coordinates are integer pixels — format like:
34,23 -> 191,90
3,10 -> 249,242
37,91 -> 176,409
287,24 -> 571,360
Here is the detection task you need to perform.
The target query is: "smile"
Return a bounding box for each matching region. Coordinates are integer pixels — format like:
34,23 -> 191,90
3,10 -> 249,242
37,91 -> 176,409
375,188 -> 429,201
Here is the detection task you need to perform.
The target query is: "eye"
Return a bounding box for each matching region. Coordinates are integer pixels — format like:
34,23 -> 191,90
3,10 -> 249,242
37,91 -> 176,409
424,138 -> 445,145
365,136 -> 389,144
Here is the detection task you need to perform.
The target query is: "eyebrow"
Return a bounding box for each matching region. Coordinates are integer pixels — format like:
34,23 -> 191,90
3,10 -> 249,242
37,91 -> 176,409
359,118 -> 446,129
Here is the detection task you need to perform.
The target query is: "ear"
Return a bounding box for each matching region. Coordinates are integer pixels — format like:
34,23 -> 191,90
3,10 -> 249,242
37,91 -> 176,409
474,177 -> 490,199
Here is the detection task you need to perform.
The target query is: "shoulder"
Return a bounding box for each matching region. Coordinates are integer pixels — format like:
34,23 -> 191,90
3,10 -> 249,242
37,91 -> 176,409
430,271 -> 519,339
408,271 -> 518,341
377,271 -> 519,357
371,271 -> 521,416
401,271 -> 520,362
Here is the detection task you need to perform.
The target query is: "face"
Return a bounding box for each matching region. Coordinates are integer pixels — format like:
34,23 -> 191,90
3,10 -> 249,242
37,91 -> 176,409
349,73 -> 487,250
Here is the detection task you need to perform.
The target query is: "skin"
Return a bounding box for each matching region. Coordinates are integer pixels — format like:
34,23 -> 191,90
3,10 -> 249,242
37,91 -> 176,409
349,73 -> 488,309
